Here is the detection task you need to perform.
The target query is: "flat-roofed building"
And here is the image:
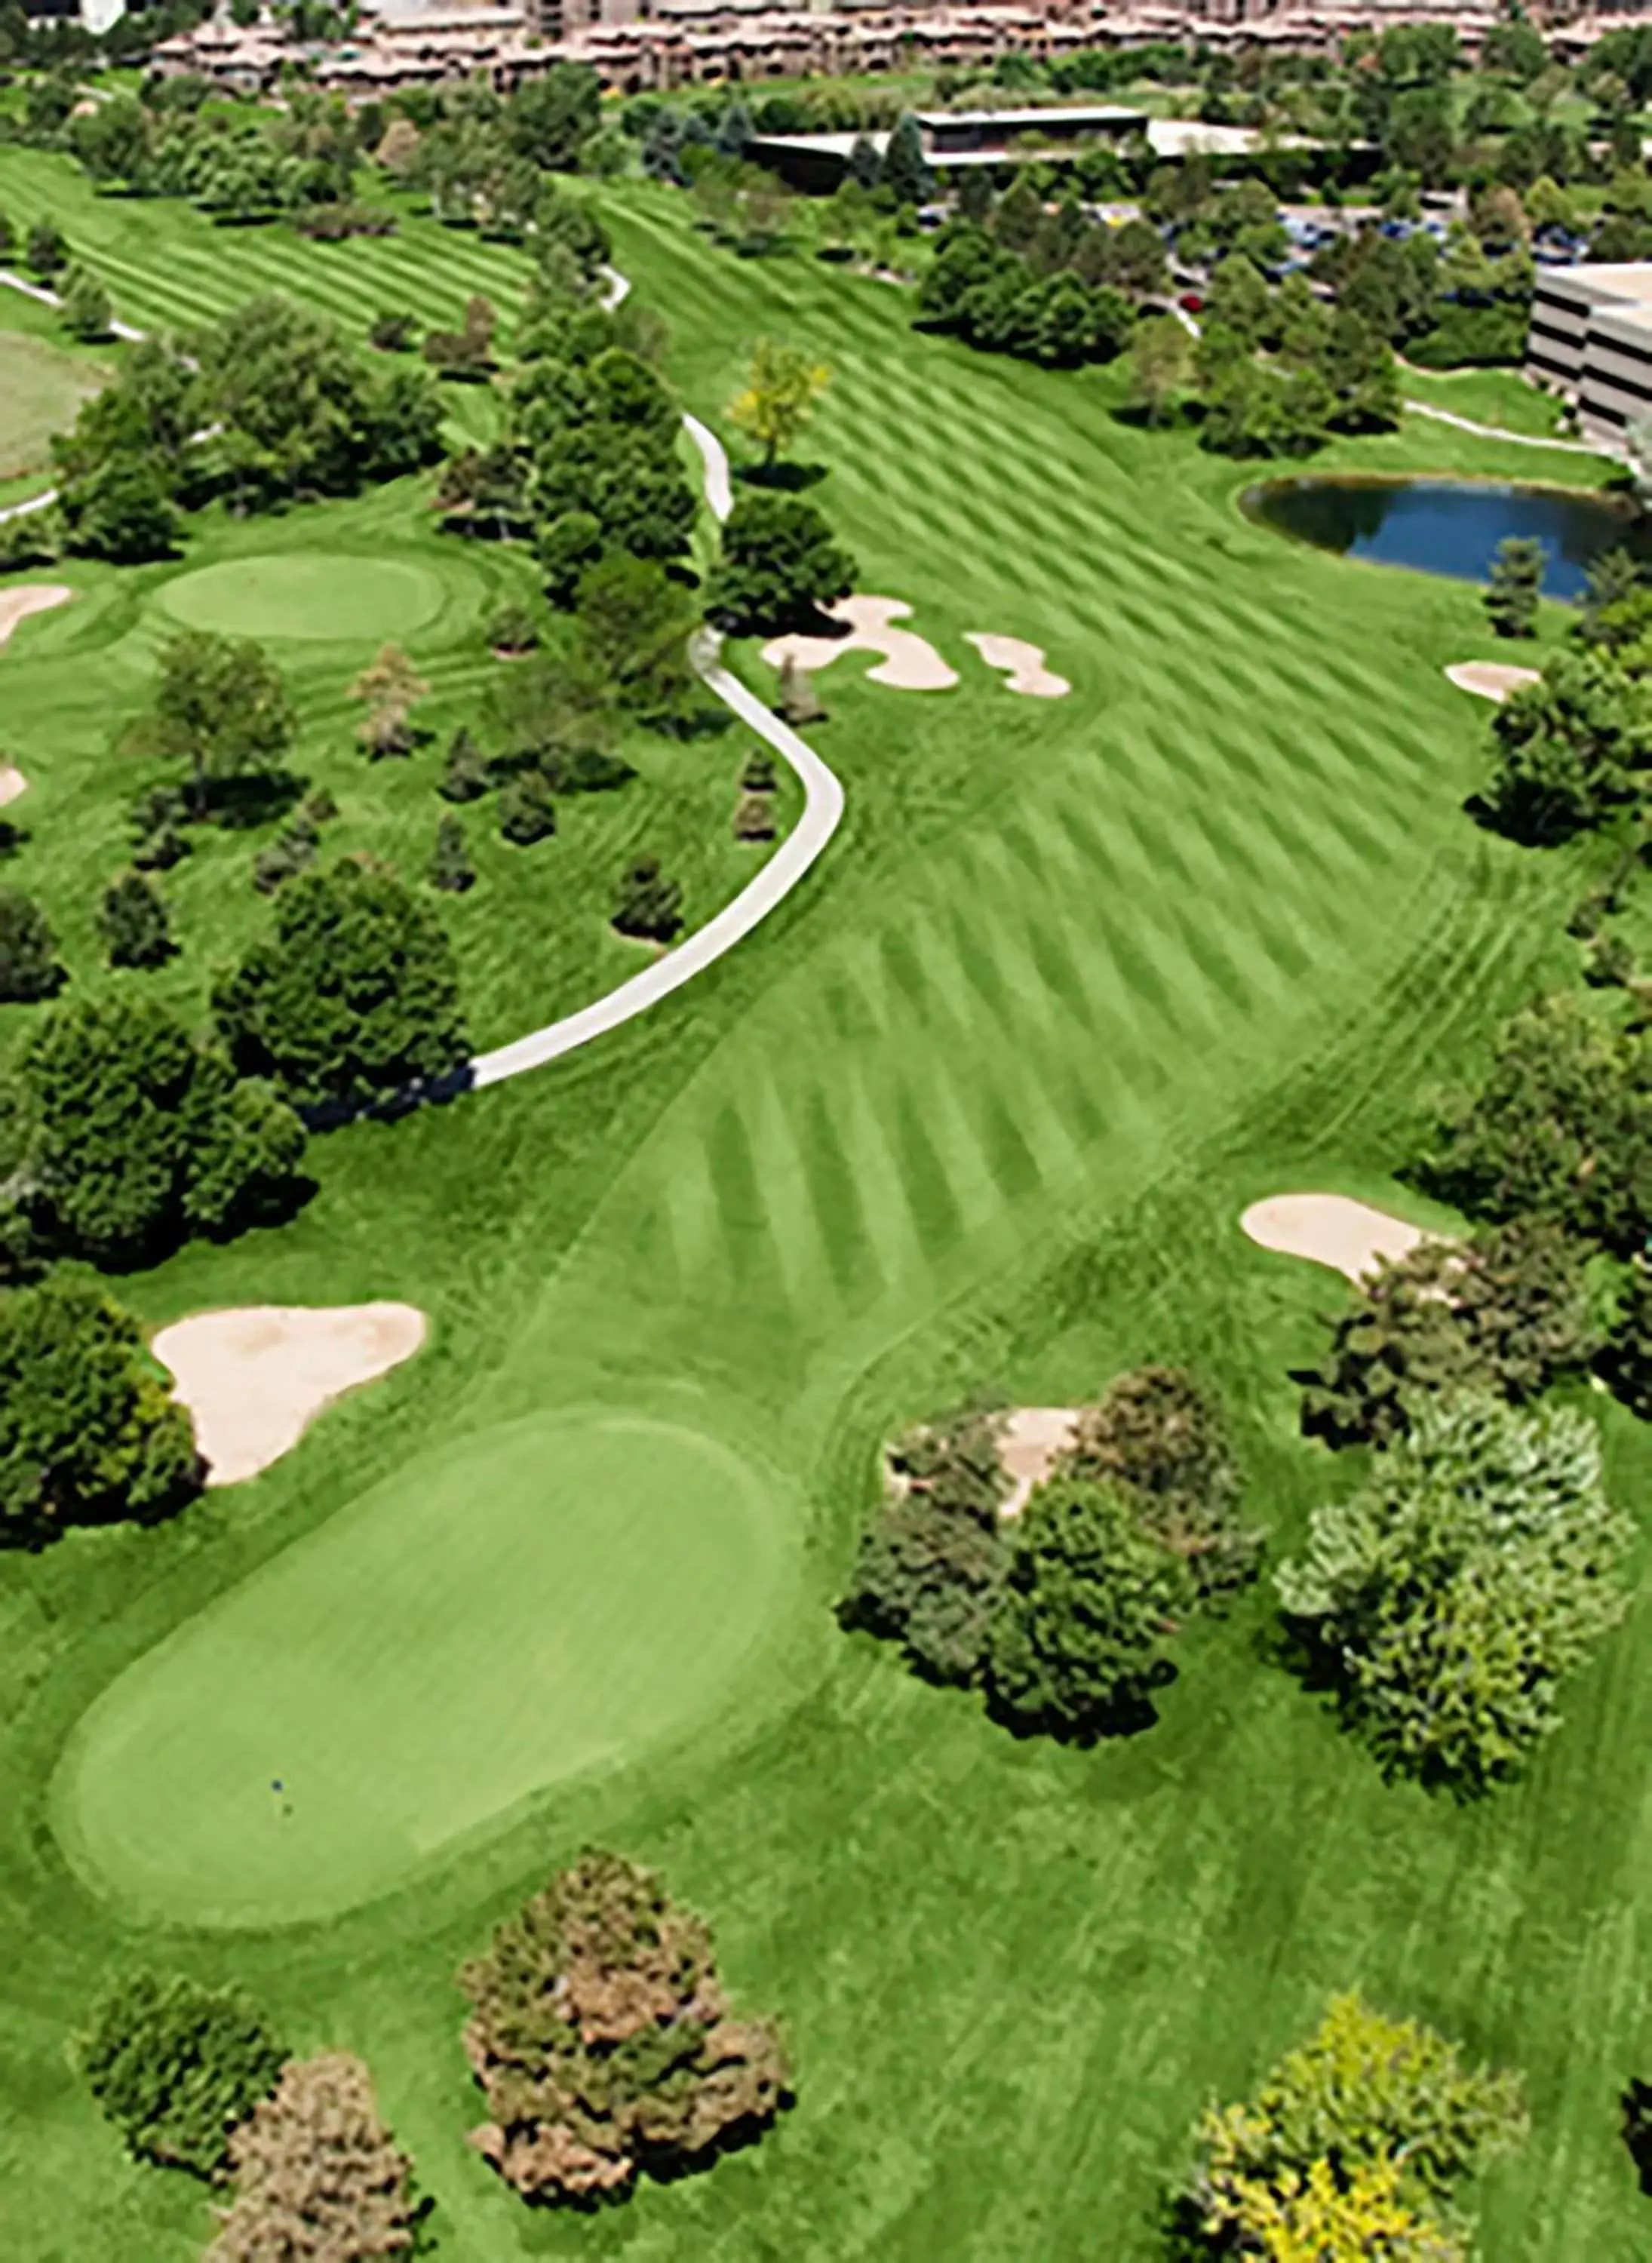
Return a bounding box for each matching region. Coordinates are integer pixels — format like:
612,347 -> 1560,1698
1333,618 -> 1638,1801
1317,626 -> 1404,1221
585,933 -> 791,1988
1527,263 -> 1652,440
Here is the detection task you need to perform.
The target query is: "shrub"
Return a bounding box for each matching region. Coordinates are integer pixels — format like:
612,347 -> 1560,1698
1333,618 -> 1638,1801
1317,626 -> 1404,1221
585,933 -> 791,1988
207,2053 -> 426,2260
429,812 -> 475,893
74,1970 -> 287,2181
1059,1365 -> 1260,1601
838,1405 -> 1011,1685
741,747 -> 778,791
0,888 -> 66,1002
499,769 -> 556,846
1277,1392 -> 1632,1793
986,1477 -> 1193,1739
1183,1990 -> 1528,2256
461,1848 -> 790,2205
1302,1219 -> 1597,1448
439,726 -> 490,803
0,1276 -> 199,1543
488,600 -> 539,655
734,791 -> 777,841
100,869 -> 173,969
613,853 -> 682,941
215,859 -> 471,1110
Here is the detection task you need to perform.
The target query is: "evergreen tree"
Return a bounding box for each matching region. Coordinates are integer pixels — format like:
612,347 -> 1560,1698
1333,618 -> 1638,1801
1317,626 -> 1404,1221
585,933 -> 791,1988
59,263 -> 112,342
1485,534 -> 1545,637
26,216 -> 67,275
75,1970 -> 287,2179
880,112 -> 932,207
734,791 -> 777,841
100,870 -> 173,969
499,769 -> 556,845
429,812 -> 476,892
439,726 -> 490,802
0,889 -> 65,1003
776,652 -> 825,724
613,852 -> 682,941
847,131 -> 880,191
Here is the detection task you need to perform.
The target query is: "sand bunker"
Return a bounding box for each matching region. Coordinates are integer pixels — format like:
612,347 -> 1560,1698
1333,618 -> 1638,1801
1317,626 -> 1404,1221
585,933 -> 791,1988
761,595 -> 958,692
1445,661 -> 1540,704
966,632 -> 1070,699
996,1407 -> 1081,1517
0,582 -> 71,652
0,766 -> 25,807
153,1303 -> 428,1485
1241,1193 -> 1431,1285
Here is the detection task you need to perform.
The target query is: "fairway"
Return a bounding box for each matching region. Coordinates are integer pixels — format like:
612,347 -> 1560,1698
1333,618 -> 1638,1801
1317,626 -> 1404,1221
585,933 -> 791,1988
157,553 -> 448,643
55,1411 -> 795,1925
0,326 -> 106,477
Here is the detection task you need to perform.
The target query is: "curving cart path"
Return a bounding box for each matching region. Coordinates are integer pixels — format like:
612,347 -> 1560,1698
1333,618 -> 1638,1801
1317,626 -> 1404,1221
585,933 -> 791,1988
0,263 -> 847,1089
470,415 -> 843,1087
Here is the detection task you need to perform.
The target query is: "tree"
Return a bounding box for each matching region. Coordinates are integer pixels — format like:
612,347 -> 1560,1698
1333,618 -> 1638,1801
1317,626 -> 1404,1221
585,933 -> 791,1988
1184,1991 -> 1528,2257
728,337 -> 831,471
776,652 -> 824,724
74,1970 -> 287,2180
429,813 -> 475,893
369,309 -> 416,352
705,492 -> 856,637
487,601 -> 538,655
59,263 -> 111,342
1206,253 -> 1272,348
100,869 -> 173,969
349,644 -> 428,759
1061,1365 -> 1260,1601
125,634 -> 296,821
26,216 -> 67,276
0,1277 -> 200,1544
880,112 -> 932,207
1485,533 -> 1544,637
1125,312 -> 1191,425
0,889 -> 65,1003
57,454 -> 181,564
213,858 -> 471,1110
439,726 -> 490,803
207,2053 -> 426,2261
986,1477 -> 1193,1739
1277,1392 -> 1632,1793
838,1405 -> 1011,1684
734,791 -> 775,841
499,770 -> 556,846
1483,649 -> 1649,843
574,553 -> 695,720
1418,991 -> 1652,1253
20,996 -> 305,1260
612,853 -> 682,941
461,1848 -> 790,2205
1304,1220 -> 1595,1449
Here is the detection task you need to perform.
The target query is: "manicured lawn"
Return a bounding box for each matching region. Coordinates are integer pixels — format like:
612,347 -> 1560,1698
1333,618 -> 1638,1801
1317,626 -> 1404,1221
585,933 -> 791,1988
56,1408 -> 798,1926
1402,360 -> 1572,440
1,153 -> 1650,2263
0,324 -> 107,481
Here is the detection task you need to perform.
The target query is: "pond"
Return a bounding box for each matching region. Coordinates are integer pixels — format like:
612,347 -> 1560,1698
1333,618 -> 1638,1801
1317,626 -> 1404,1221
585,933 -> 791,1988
1242,475 -> 1652,601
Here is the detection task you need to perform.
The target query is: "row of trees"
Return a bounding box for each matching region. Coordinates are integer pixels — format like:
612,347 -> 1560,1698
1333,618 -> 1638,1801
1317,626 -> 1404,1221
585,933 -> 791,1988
841,1370 -> 1262,1739
75,1846 -> 786,2240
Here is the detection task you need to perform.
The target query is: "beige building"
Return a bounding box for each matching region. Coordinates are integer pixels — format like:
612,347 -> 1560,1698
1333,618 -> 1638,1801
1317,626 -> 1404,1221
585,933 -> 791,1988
1528,264 -> 1652,443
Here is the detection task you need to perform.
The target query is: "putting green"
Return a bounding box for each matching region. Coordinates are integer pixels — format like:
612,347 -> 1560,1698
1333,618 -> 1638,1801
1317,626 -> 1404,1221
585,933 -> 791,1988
155,554 -> 445,643
55,1410 -> 794,1926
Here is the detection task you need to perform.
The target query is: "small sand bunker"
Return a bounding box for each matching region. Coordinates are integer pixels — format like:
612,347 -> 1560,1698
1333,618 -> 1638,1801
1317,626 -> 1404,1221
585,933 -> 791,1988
966,632 -> 1070,699
154,1303 -> 428,1486
0,582 -> 72,653
761,594 -> 958,692
1445,661 -> 1540,704
1241,1193 -> 1431,1286
0,766 -> 26,807
996,1406 -> 1081,1518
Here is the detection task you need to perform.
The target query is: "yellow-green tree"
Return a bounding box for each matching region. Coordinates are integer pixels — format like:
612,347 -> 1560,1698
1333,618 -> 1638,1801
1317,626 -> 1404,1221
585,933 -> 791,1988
728,339 -> 831,470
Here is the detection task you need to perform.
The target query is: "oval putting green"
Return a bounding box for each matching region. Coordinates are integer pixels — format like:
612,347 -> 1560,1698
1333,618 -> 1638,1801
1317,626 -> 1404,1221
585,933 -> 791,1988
156,554 -> 445,643
54,1411 -> 794,1926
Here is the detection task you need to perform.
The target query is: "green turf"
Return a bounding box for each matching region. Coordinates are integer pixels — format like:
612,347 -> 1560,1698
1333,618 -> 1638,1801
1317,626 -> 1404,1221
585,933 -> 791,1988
1401,361 -> 1571,440
0,324 -> 107,482
157,553 -> 450,643
1,150 -> 1650,2263
56,1408 -> 797,1925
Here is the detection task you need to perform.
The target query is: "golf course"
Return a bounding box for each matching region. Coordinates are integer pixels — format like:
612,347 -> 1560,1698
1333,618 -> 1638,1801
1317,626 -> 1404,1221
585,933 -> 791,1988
2,140 -> 1650,2262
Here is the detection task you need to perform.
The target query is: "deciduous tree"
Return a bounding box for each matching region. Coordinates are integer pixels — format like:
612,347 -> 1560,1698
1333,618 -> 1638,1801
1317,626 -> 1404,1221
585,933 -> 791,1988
349,644 -> 428,760
124,633 -> 296,821
705,491 -> 856,636
460,1849 -> 790,2205
100,869 -> 173,969
727,337 -> 831,470
1061,1365 -> 1260,1599
207,2053 -> 426,2260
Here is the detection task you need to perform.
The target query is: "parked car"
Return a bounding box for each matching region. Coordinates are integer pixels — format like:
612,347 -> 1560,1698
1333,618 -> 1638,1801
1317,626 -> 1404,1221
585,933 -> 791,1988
1178,291 -> 1204,313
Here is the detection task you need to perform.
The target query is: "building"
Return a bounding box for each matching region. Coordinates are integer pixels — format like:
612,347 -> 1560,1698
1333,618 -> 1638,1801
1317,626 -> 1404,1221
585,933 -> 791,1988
1528,264 -> 1652,443
748,99 -> 1146,191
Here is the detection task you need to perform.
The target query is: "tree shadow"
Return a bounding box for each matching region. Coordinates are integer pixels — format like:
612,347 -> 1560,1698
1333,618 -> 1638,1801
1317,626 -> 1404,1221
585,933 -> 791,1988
1622,2079 -> 1652,2194
733,460 -> 829,493
200,769 -> 308,831
981,1658 -> 1175,1748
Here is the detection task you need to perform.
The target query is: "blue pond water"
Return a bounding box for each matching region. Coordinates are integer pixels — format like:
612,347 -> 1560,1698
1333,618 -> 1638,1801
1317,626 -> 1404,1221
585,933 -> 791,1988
1243,476 -> 1652,601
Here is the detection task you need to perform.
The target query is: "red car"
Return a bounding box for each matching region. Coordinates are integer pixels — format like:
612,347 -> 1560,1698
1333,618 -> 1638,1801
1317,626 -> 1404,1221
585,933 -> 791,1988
1178,291 -> 1204,314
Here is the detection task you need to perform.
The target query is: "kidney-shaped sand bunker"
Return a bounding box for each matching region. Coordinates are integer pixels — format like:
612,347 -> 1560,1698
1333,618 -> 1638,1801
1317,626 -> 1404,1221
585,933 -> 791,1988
54,1410 -> 794,1927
